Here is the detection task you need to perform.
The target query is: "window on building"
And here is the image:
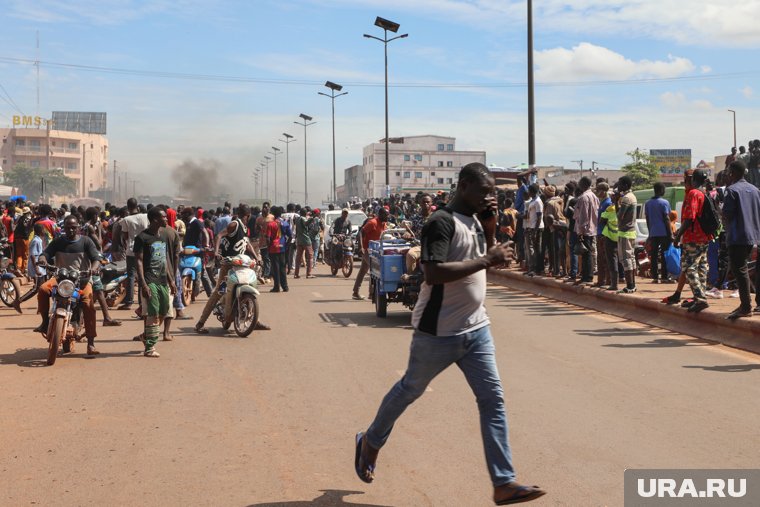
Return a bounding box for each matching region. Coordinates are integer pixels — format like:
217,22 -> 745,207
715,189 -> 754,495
2,159 -> 6,165
67,162 -> 77,170
437,144 -> 444,151
431,172 -> 436,176
30,140 -> 41,151
446,161 -> 453,167
415,171 -> 423,178
446,178 -> 453,184
437,161 -> 444,167
68,142 -> 77,150
437,178 -> 444,184
447,144 -> 454,151
395,171 -> 401,176
91,143 -> 94,149
30,160 -> 40,168
414,154 -> 423,161
15,139 -> 25,146
403,171 -> 411,179
403,154 -> 410,162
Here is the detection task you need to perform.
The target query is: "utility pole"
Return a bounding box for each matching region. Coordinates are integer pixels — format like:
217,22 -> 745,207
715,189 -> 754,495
82,144 -> 86,198
280,133 -> 296,204
527,0 -> 536,167
113,160 -> 117,203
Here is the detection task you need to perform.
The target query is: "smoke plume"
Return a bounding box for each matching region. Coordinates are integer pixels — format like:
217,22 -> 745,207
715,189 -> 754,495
171,158 -> 229,203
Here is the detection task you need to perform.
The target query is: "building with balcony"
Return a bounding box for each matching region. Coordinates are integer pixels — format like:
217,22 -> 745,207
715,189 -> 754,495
0,127 -> 109,198
361,135 -> 486,198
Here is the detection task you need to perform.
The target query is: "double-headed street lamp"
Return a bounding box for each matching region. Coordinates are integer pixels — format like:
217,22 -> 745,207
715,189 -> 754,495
269,147 -> 281,204
319,81 -> 348,203
294,113 -> 316,205
280,133 -> 296,204
364,16 -> 407,196
728,109 -> 737,149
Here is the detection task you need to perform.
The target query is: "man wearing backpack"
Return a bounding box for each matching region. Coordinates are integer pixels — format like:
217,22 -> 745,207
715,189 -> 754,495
673,169 -> 715,313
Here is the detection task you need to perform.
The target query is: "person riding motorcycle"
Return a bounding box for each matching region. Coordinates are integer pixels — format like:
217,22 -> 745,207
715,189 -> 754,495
194,204 -> 270,334
329,208 -> 353,263
33,215 -> 103,356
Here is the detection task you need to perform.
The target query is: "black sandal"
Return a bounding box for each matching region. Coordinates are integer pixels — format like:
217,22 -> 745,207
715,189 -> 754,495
354,432 -> 375,483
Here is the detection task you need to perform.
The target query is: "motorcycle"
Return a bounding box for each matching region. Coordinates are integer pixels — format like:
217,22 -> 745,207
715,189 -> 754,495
328,234 -> 354,278
0,241 -> 22,311
211,254 -> 260,337
43,267 -> 90,366
179,245 -> 203,306
100,259 -> 129,308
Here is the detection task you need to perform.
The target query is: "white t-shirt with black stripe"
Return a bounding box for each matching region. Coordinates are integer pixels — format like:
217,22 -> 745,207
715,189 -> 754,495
412,208 -> 490,337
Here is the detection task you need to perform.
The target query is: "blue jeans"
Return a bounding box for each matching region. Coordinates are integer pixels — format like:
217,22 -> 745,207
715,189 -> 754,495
366,325 -> 516,487
173,269 -> 184,310
568,231 -> 578,278
311,237 -> 320,268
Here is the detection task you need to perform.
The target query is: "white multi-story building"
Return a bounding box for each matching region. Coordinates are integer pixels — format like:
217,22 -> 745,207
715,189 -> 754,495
361,135 -> 486,198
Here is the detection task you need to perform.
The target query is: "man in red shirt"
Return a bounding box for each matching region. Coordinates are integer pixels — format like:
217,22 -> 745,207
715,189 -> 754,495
352,207 -> 389,300
674,169 -> 713,313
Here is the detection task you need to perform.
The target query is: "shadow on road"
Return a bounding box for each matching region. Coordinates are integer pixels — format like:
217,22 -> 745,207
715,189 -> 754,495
247,489 -> 392,507
575,327 -> 674,337
682,364 -> 760,373
603,338 -> 713,349
319,312 -> 412,330
0,347 -> 49,367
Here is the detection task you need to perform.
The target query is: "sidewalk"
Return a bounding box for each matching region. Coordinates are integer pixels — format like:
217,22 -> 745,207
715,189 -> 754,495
487,266 -> 760,356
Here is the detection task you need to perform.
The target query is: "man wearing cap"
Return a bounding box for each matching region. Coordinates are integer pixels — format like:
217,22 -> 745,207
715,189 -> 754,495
674,169 -> 714,312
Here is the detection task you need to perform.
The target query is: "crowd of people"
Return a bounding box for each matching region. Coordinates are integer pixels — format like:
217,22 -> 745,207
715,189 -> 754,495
495,160 -> 760,320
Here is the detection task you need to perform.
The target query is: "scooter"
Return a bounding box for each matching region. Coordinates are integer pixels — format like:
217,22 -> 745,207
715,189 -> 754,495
211,254 -> 260,337
100,259 -> 129,308
179,245 -> 203,306
44,267 -> 89,366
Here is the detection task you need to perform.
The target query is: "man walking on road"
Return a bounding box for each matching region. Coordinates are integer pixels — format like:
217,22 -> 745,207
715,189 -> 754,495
352,207 -> 389,300
354,163 -> 546,506
722,160 -> 760,319
267,206 -> 292,293
133,207 -> 176,357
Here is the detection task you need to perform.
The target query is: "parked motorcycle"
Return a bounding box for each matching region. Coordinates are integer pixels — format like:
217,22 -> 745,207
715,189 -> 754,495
179,245 -> 203,306
100,259 -> 129,308
328,234 -> 354,278
0,241 -> 22,311
211,255 -> 260,337
43,267 -> 90,366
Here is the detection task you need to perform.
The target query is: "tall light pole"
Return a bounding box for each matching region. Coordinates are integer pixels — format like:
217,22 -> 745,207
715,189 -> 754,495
294,113 -> 316,205
527,0 -> 536,167
280,133 -> 296,204
319,81 -> 348,203
258,163 -> 266,200
269,147 -> 281,205
364,16 -> 408,197
263,156 -> 272,201
728,109 -> 737,149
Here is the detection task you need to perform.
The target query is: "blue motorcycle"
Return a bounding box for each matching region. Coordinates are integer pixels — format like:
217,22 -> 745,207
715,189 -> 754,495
179,246 -> 203,306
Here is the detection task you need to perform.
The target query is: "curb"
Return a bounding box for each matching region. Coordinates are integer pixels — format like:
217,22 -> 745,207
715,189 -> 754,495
487,268 -> 760,356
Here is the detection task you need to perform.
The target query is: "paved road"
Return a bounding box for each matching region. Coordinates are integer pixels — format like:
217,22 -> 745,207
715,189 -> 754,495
1,268 -> 759,506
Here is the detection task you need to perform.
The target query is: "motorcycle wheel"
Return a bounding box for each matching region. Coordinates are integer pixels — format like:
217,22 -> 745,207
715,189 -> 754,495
0,278 -> 20,307
106,280 -> 128,308
233,293 -> 259,338
342,255 -> 354,278
181,275 -> 193,307
47,318 -> 64,366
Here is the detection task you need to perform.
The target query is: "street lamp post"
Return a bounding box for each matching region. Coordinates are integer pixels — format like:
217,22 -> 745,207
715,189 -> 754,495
294,113 -> 316,205
364,17 -> 408,197
269,147 -> 281,205
319,81 -> 348,203
527,0 -> 536,167
280,133 -> 296,204
263,156 -> 272,201
728,109 -> 737,149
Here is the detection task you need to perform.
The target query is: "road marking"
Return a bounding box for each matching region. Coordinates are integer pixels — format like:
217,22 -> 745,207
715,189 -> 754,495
312,292 -> 323,298
338,318 -> 358,327
397,370 -> 433,392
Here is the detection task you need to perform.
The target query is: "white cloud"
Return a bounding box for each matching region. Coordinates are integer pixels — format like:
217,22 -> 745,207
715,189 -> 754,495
535,43 -> 695,82
742,86 -> 754,99
660,92 -> 687,108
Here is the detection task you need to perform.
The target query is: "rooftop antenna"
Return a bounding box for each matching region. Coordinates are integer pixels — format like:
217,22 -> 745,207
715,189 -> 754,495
35,31 -> 40,116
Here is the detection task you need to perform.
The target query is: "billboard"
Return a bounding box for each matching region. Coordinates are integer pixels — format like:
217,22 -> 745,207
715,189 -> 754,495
650,149 -> 691,183
51,111 -> 107,135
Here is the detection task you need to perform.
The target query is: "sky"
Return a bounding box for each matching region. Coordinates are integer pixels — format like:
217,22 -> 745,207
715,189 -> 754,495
1,0 -> 760,205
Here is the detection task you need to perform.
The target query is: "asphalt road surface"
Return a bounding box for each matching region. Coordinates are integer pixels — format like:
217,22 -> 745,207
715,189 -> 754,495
2,268 -> 759,506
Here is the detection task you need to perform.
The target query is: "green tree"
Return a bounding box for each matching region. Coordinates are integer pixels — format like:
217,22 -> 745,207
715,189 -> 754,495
621,148 -> 660,190
4,163 -> 77,200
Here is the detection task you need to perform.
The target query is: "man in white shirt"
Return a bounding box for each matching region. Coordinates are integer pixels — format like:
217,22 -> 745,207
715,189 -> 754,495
118,198 -> 150,309
524,184 -> 544,276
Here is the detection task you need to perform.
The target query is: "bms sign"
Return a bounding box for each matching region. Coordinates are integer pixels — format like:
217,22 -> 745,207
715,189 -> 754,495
12,116 -> 52,127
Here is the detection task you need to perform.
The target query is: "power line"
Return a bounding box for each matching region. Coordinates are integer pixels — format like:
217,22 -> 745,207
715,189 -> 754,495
0,55 -> 756,90
0,81 -> 24,115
